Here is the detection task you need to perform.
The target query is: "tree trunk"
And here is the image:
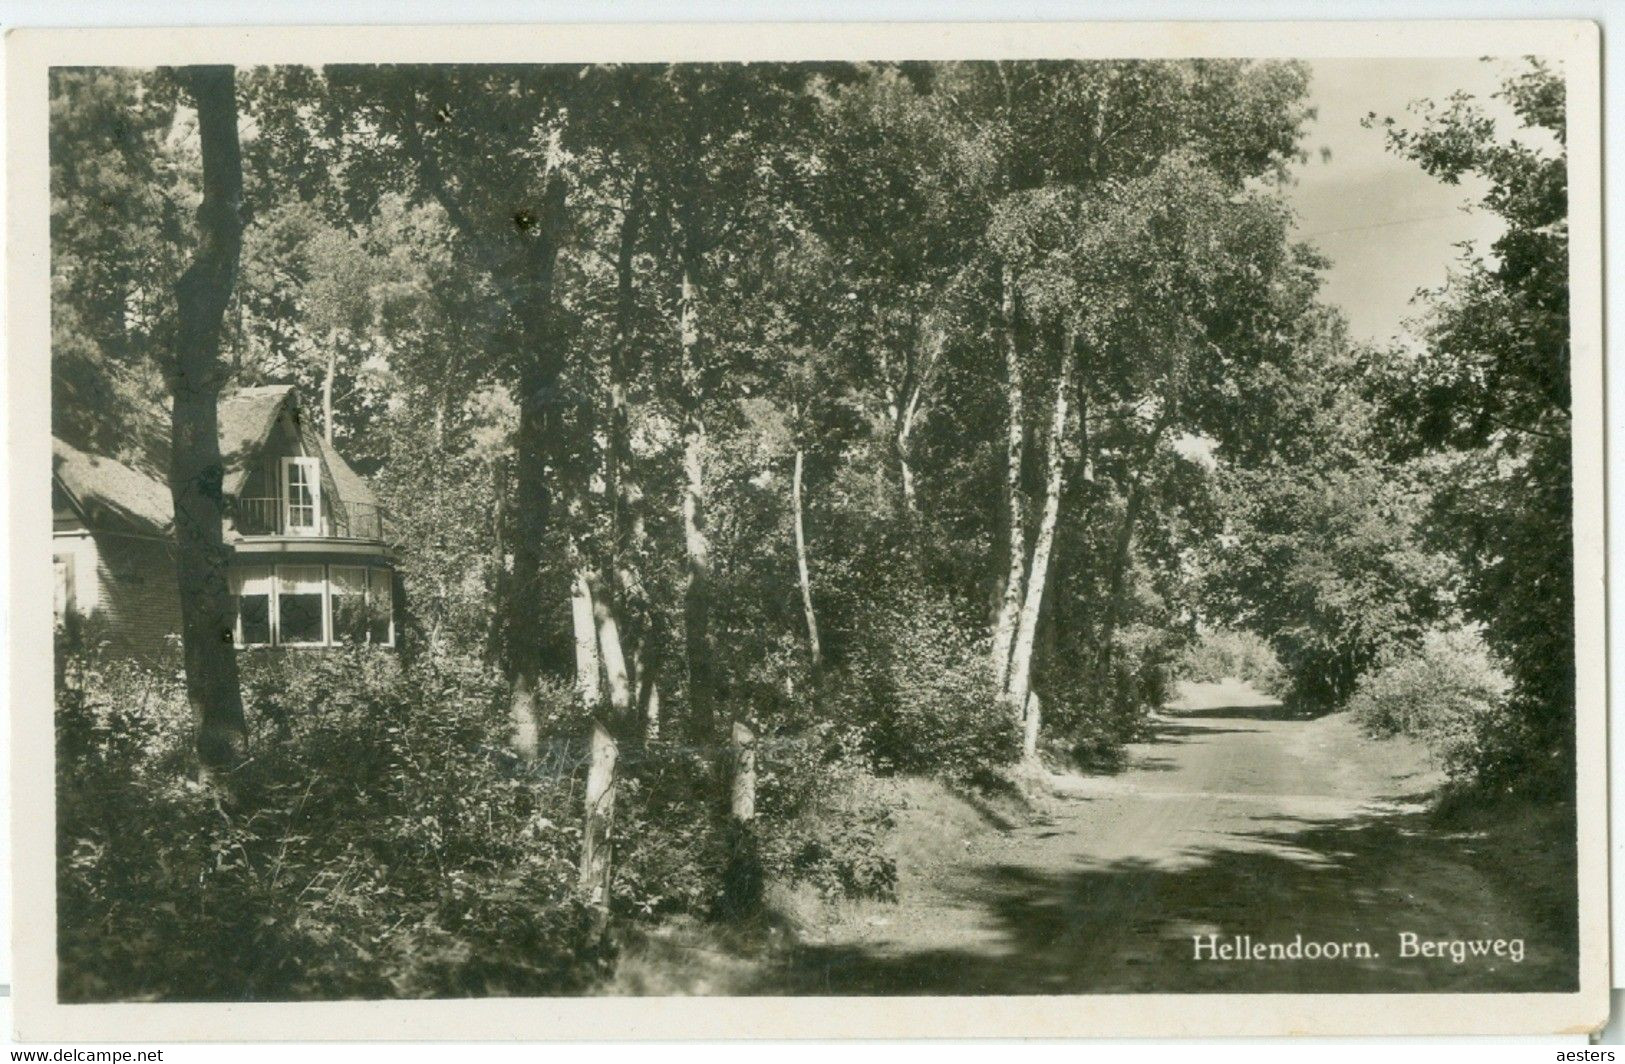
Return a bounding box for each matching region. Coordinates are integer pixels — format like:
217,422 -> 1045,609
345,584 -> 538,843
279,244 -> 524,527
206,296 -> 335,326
990,263 -> 1027,690
503,184 -> 569,759
634,639 -> 663,742
322,343 -> 337,445
730,720 -> 757,821
679,257 -> 715,741
595,177 -> 644,739
1095,480 -> 1145,681
571,568 -> 602,711
587,571 -> 635,727
487,456 -> 507,663
169,65 -> 248,777
885,368 -> 922,516
792,445 -> 822,671
1022,691 -> 1042,761
506,369 -> 555,760
578,718 -> 618,911
898,443 -> 917,513
607,175 -> 640,564
894,381 -> 923,516
719,720 -> 763,920
1006,350 -> 1073,757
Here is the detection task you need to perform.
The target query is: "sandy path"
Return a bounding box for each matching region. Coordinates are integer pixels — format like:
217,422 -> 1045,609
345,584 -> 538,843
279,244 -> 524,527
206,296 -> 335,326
766,679 -> 1577,995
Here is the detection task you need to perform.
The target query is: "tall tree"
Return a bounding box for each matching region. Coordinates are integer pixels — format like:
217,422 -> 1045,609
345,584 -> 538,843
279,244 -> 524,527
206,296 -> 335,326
167,65 -> 249,773
1371,60 -> 1574,789
49,68 -> 190,466
919,60 -> 1313,707
310,65 -> 585,756
615,64 -> 829,740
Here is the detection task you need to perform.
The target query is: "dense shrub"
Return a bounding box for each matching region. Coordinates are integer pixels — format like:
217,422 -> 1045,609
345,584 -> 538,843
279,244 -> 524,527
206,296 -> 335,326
609,742 -> 728,919
755,725 -> 896,901
834,588 -> 1019,784
1177,627 -> 1284,693
57,637 -> 611,1002
1208,461 -> 1453,710
610,721 -> 897,919
1348,627 -> 1514,786
1043,622 -> 1178,767
57,615 -> 903,1002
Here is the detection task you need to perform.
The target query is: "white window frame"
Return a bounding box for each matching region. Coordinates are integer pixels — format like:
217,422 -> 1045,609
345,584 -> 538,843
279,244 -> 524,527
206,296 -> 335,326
274,564 -> 329,647
230,565 -> 274,648
53,552 -> 75,626
328,564 -> 368,647
225,562 -> 395,650
369,566 -> 395,648
281,457 -> 322,536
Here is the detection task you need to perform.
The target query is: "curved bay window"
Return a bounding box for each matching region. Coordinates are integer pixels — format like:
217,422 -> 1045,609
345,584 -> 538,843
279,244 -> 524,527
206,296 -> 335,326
231,562 -> 394,648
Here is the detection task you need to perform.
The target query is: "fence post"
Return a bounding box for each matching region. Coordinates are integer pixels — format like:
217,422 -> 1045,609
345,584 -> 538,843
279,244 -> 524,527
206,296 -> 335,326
719,719 -> 763,920
579,719 -> 618,915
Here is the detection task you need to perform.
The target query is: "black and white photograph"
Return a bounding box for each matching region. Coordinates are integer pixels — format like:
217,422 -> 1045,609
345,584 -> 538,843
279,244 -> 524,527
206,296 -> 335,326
9,18 -> 1607,1040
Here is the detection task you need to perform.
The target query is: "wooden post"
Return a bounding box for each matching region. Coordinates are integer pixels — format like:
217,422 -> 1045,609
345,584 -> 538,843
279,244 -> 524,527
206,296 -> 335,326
719,720 -> 763,920
579,719 -> 618,911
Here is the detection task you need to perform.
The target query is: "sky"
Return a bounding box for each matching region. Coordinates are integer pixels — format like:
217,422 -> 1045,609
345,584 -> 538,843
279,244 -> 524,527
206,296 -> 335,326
1284,58 -> 1523,347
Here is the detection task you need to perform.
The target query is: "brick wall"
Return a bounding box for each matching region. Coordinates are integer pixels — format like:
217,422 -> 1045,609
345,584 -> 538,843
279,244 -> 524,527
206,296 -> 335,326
54,531 -> 184,662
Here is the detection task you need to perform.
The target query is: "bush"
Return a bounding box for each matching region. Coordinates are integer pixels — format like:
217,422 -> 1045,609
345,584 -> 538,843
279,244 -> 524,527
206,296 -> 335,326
610,720 -> 897,919
57,637 -> 612,1002
1042,622 -> 1177,767
57,612 -> 902,1003
1177,628 -> 1284,693
755,724 -> 896,901
833,588 -> 1019,785
609,741 -> 728,919
1348,627 -> 1513,785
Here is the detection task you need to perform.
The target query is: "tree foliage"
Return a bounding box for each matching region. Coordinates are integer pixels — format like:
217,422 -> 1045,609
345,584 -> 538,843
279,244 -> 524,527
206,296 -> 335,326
1369,60 -> 1574,793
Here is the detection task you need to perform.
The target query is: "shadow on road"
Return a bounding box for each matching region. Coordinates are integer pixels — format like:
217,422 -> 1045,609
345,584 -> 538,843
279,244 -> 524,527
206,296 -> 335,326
752,803 -> 1578,996
1167,702 -> 1332,722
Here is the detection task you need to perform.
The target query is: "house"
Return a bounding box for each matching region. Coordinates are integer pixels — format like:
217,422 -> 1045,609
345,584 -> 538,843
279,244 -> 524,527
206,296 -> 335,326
52,385 -> 400,657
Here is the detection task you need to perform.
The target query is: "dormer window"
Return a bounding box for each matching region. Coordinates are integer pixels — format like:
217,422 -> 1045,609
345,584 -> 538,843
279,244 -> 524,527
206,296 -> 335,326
281,457 -> 321,535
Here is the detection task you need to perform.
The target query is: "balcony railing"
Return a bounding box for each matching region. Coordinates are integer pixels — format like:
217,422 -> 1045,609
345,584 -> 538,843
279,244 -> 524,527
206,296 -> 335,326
235,497 -> 387,541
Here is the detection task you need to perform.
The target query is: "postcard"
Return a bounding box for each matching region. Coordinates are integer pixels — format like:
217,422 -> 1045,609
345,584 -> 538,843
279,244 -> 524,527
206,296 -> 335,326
8,18 -> 1607,1039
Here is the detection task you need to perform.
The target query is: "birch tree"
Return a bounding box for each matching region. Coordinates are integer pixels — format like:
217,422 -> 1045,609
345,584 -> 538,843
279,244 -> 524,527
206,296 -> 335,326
617,64 -> 828,740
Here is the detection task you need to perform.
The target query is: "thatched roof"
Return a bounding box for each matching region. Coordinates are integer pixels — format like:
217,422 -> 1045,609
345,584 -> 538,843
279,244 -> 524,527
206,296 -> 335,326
52,437 -> 173,537
55,385 -> 380,535
316,436 -> 379,511
218,385 -> 378,510
218,385 -> 296,497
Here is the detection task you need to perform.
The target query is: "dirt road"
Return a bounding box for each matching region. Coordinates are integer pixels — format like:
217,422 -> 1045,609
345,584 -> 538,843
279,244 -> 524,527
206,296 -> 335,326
762,679 -> 1577,994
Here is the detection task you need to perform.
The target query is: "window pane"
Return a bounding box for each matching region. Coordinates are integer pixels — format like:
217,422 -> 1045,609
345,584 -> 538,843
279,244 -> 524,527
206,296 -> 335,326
279,593 -> 323,644
240,594 -> 271,645
278,565 -> 326,644
368,568 -> 393,645
231,565 -> 272,595
231,566 -> 272,646
330,566 -> 368,645
277,565 -> 325,592
285,460 -> 319,531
